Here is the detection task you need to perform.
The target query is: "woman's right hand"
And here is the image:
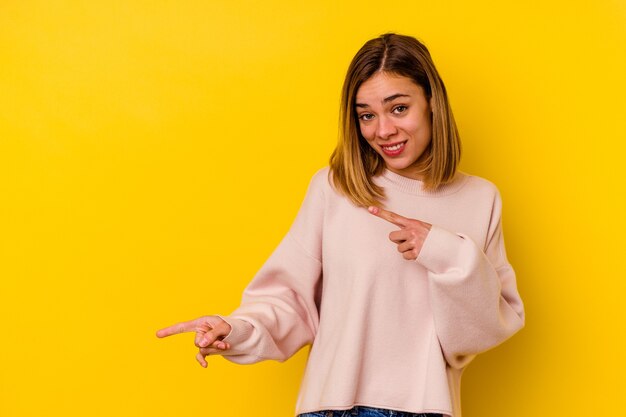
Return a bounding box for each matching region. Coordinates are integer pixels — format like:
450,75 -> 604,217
156,315 -> 232,367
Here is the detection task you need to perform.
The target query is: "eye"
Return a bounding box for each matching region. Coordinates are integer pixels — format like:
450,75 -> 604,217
358,113 -> 375,122
392,105 -> 408,114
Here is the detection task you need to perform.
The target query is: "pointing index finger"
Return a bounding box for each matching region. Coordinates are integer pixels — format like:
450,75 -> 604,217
368,206 -> 409,228
156,320 -> 198,338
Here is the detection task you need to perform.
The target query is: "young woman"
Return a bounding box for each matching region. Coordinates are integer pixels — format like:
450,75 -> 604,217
157,33 -> 525,417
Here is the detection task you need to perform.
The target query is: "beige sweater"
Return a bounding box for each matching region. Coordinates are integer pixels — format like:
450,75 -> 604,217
219,167 -> 525,417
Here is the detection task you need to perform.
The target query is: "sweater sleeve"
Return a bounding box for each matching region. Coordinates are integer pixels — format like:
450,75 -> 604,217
416,188 -> 525,369
217,170 -> 326,364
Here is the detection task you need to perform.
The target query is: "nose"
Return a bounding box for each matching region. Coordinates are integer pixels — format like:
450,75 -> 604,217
376,115 -> 398,140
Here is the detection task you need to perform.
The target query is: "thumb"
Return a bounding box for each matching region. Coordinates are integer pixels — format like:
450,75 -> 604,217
198,321 -> 231,347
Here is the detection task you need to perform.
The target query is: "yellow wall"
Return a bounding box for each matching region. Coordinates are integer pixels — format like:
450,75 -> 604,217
1,1 -> 624,416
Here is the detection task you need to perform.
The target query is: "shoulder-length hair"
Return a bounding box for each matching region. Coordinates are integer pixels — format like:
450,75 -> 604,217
329,33 -> 461,207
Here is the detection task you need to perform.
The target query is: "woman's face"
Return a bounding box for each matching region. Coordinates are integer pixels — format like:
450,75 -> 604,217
355,72 -> 432,180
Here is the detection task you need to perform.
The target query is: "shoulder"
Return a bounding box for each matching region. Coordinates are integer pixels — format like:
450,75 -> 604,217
457,171 -> 501,199
456,172 -> 505,218
311,166 -> 331,183
302,166 -> 350,209
307,166 -> 333,195
293,167 -> 333,211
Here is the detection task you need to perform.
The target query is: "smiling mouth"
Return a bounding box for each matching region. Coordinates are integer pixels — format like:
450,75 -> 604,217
380,140 -> 407,155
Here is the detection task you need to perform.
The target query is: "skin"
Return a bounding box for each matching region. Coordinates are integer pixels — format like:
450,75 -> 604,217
357,71 -> 434,259
367,205 -> 432,261
355,71 -> 433,181
156,316 -> 232,367
156,72 -> 435,366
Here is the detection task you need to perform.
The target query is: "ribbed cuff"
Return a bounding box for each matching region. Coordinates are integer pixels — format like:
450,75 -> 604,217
215,315 -> 254,346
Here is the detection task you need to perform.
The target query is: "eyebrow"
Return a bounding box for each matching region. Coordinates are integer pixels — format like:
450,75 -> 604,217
355,93 -> 411,108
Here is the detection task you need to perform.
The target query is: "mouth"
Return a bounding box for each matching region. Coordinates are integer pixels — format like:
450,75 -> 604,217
380,140 -> 407,156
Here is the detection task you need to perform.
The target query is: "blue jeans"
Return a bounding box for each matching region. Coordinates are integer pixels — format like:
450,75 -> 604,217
298,406 -> 443,417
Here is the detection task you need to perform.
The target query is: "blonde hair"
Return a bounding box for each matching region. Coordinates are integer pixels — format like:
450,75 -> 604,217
329,33 -> 461,207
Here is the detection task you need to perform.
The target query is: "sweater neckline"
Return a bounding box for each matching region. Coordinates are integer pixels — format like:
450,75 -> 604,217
375,168 -> 469,197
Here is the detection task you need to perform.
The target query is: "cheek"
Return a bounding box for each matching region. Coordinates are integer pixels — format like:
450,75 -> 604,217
359,123 -> 376,142
405,116 -> 431,140
400,117 -> 420,132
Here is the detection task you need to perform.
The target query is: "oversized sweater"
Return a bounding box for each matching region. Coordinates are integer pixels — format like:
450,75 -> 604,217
219,166 -> 525,417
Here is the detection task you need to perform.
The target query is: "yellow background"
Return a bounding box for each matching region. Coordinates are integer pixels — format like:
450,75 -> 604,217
1,1 -> 625,416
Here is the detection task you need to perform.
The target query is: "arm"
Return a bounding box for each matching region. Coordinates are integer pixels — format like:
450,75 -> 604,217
416,191 -> 525,369
218,171 -> 326,364
156,170 -> 326,366
368,190 -> 525,370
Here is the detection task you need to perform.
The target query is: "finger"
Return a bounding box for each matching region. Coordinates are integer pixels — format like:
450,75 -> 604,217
215,340 -> 230,350
156,319 -> 199,338
196,352 -> 208,368
199,346 -> 227,356
402,250 -> 418,261
198,338 -> 230,351
198,321 -> 231,347
367,206 -> 409,228
397,240 -> 414,253
195,327 -> 213,347
389,230 -> 411,244
199,347 -> 221,355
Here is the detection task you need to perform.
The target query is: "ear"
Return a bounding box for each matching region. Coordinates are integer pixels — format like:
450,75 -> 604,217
429,96 -> 435,113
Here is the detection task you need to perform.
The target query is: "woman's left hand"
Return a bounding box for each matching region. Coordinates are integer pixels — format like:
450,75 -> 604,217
368,206 -> 432,261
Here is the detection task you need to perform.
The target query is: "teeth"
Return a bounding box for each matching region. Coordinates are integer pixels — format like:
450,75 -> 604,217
383,143 -> 404,151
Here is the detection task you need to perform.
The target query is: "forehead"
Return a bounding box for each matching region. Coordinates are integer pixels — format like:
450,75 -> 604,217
356,72 -> 423,101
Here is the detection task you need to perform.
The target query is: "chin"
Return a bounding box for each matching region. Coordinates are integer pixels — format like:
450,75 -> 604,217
384,159 -> 415,171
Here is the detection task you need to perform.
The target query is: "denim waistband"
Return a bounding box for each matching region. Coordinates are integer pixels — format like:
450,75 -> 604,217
298,405 -> 443,417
